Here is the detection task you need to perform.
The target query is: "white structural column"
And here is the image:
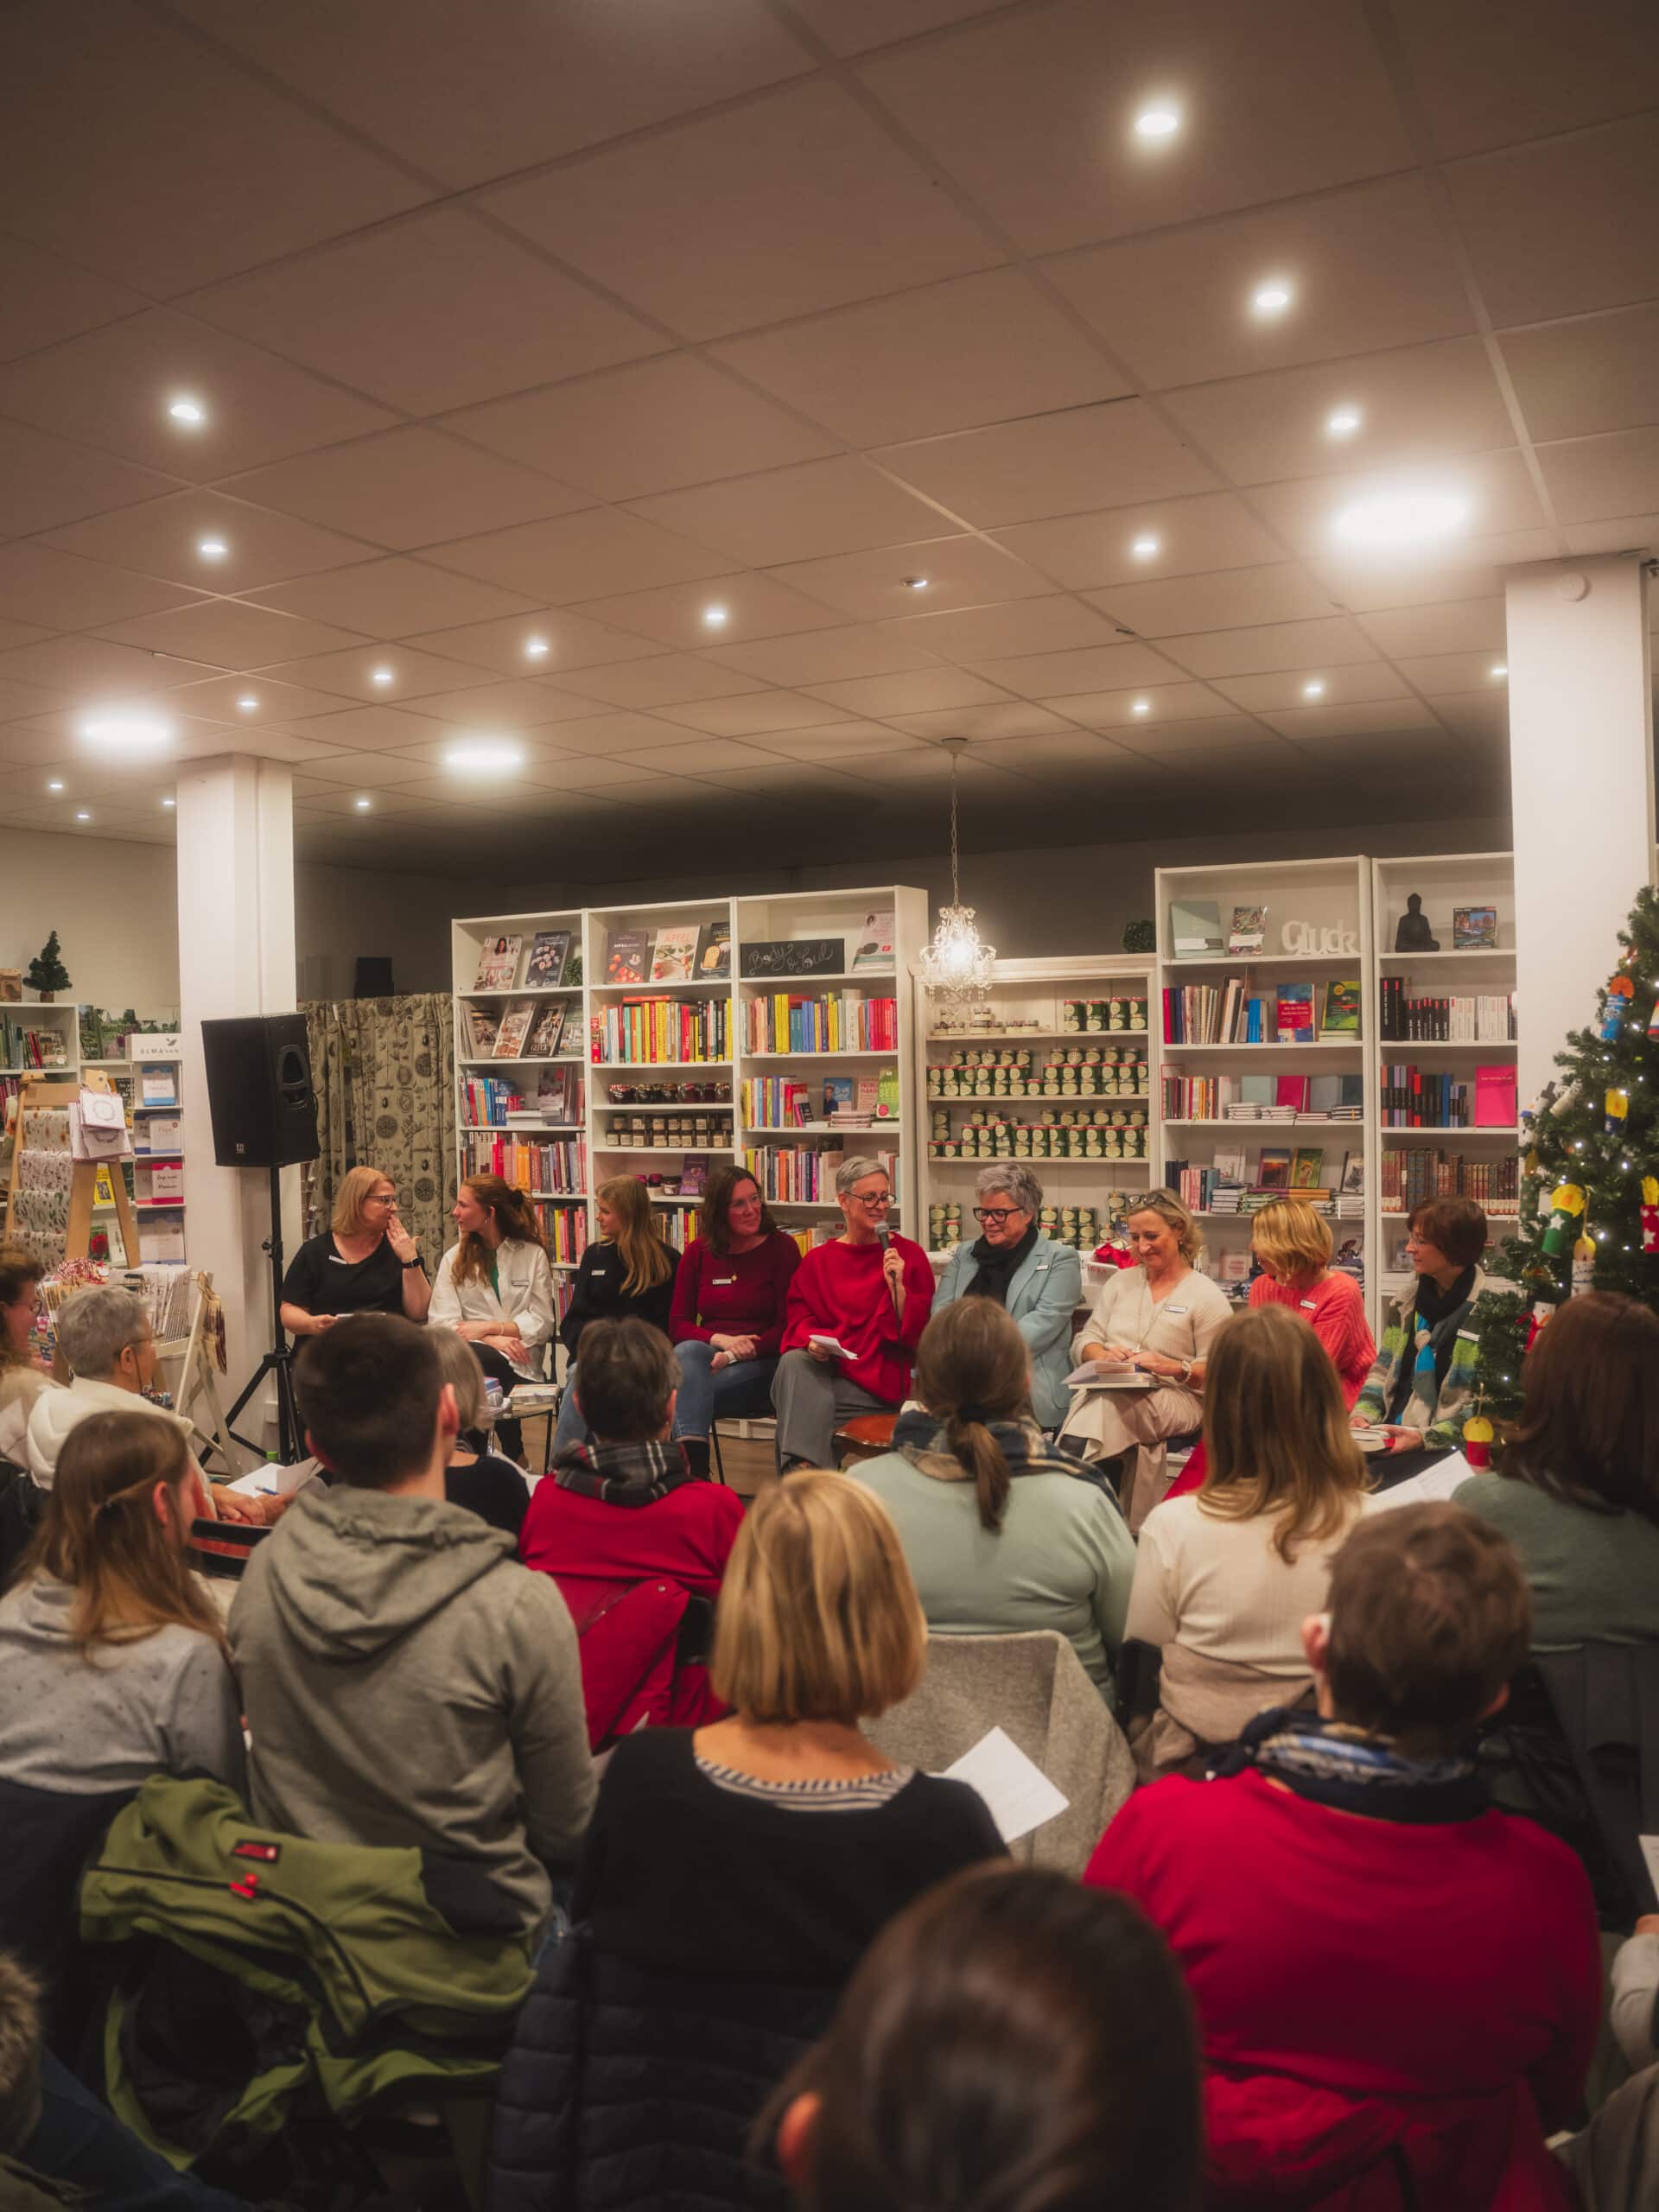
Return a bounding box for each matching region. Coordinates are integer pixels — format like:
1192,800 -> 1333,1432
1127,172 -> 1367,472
175,755 -> 300,1440
1506,555 -> 1656,1112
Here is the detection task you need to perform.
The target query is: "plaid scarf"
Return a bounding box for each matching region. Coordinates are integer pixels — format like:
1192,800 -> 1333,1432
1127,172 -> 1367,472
552,1435 -> 695,1505
892,1408 -> 1084,1485
1211,1707 -> 1486,1824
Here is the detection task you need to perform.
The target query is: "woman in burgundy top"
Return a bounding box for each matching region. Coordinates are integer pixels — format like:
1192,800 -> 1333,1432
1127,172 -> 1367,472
670,1164 -> 801,1479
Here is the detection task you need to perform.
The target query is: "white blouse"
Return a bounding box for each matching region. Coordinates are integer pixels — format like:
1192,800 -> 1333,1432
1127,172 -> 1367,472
429,1238 -> 556,1378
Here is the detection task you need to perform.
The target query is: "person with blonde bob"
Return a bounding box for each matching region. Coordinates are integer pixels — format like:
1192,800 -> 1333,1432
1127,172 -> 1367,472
572,1470 -> 1003,1986
1124,1303 -> 1373,1777
551,1173 -> 677,1455
1248,1199 -> 1375,1407
279,1162 -> 430,1337
1057,1190 -> 1230,1530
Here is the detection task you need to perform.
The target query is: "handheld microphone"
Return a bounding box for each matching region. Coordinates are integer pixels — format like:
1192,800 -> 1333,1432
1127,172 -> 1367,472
877,1223 -> 899,1313
876,1226 -> 890,1250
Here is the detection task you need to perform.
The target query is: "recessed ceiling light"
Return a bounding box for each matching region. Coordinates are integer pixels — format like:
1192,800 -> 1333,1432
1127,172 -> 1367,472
1250,279 -> 1294,318
1332,487 -> 1471,549
524,636 -> 550,659
196,537 -> 228,562
1130,698 -> 1152,716
442,736 -> 524,775
702,604 -> 729,628
371,666 -> 394,686
902,576 -> 929,591
354,796 -> 372,810
75,811 -> 91,823
47,779 -> 64,793
1302,678 -> 1326,699
1133,104 -> 1181,141
168,397 -> 206,426
1491,662 -> 1508,678
1130,533 -> 1161,560
161,797 -> 175,809
236,694 -> 258,712
78,709 -> 173,758
1326,406 -> 1363,439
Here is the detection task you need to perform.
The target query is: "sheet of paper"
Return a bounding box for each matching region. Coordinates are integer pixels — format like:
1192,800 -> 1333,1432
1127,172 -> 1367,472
1369,1451 -> 1477,1510
808,1334 -> 851,1358
1640,1837 -> 1659,1902
229,1459 -> 326,1498
1065,1362 -> 1154,1389
943,1726 -> 1070,1845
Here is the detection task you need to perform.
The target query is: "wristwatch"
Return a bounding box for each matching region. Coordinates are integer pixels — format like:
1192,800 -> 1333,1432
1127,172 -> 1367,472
402,1255 -> 425,1270
1178,1357 -> 1194,1382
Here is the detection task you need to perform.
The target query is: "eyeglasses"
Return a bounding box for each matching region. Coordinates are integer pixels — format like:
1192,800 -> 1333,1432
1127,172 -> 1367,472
366,1192 -> 397,1206
848,1191 -> 892,1208
972,1207 -> 1022,1224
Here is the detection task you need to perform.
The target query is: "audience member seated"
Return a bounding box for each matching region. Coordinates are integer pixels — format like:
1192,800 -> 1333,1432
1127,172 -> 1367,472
0,1246 -> 52,1465
1125,1304 -> 1373,1776
551,1174 -> 677,1457
1461,1291 -> 1659,1649
1056,1190 -> 1230,1529
574,1470 -> 1004,1987
1352,1195 -> 1490,1455
931,1165 -> 1082,1431
771,1158 -> 934,1475
1611,1917 -> 1659,2074
670,1164 -> 801,1479
430,1324 -> 531,1540
0,1413 -> 245,2014
845,1300 -> 1135,1698
1089,1503 -> 1603,2209
229,1315 -> 594,1946
277,1162 -> 431,1339
430,1172 -> 557,1464
765,1866 -> 1201,2212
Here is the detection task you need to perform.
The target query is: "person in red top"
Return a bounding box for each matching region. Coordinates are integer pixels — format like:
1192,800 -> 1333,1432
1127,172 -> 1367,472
772,1156 -> 934,1475
1086,1502 -> 1602,2211
669,1165 -> 800,1481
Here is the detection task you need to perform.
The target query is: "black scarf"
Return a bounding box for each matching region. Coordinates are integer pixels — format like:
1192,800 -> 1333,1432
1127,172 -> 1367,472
1412,1262 -> 1477,1334
1209,1707 -> 1488,1824
552,1436 -> 696,1505
963,1220 -> 1039,1307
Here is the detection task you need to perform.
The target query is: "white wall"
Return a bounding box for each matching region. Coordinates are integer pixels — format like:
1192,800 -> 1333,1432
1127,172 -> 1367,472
0,826 -> 181,1013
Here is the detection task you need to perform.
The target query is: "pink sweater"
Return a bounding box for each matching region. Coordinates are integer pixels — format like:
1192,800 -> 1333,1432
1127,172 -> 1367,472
1249,1270 -> 1376,1408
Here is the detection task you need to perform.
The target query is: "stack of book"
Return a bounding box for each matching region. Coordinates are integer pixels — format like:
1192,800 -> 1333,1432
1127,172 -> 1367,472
461,1133 -> 588,1194
741,1146 -> 899,1205
0,1016 -> 67,1071
741,1077 -> 815,1128
592,997 -> 732,1065
1160,977 -> 1360,1044
540,1209 -> 590,1267
742,992 -> 899,1054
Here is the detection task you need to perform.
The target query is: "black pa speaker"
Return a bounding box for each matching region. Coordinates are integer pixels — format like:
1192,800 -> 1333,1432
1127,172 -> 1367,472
353,956 -> 394,999
201,1014 -> 320,1168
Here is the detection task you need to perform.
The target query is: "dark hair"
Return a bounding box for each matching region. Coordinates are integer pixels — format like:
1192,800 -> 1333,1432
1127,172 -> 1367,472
451,1173 -> 546,1288
1503,1292 -> 1659,1524
0,1949 -> 42,2153
1325,1502 -> 1531,1757
295,1315 -> 442,1487
760,1865 -> 1201,2212
1408,1195 -> 1488,1270
912,1300 -> 1030,1532
572,1317 -> 677,1445
699,1164 -> 778,1255
0,1246 -> 43,1378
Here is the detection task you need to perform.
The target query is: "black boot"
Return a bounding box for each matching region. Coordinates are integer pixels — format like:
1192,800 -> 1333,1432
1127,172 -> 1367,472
682,1436 -> 710,1481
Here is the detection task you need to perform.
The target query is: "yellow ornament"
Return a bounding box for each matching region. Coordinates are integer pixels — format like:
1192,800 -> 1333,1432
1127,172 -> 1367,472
1463,1414 -> 1495,1468
1605,1088 -> 1630,1133
1644,1178 -> 1658,1207
1542,1182 -> 1586,1255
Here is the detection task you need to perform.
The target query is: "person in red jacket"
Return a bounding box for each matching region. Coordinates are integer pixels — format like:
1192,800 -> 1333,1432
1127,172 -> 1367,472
771,1156 -> 934,1474
1086,1502 -> 1602,2212
669,1165 -> 801,1481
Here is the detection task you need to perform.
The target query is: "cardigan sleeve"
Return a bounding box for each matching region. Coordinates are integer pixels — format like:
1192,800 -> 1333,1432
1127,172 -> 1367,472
752,1235 -> 801,1359
1072,1269 -> 1125,1361
428,1246 -> 462,1331
669,1240 -> 709,1345
1353,1293 -> 1404,1421
507,1243 -> 557,1354
1013,1240 -> 1082,1358
1187,1277 -> 1231,1361
1315,1276 -> 1376,1401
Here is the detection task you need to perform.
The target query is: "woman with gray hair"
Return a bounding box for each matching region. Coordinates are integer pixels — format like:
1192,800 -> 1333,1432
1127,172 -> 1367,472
933,1165 -> 1081,1432
772,1156 -> 935,1474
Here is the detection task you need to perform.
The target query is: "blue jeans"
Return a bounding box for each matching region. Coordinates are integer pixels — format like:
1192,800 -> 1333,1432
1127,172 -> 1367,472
22,2048 -> 251,2209
671,1340 -> 780,1440
552,1370 -> 588,1455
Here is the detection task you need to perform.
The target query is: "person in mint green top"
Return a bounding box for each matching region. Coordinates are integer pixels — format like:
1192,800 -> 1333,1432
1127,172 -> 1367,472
933,1164 -> 1082,1431
843,1299 -> 1135,1698
1459,1292 -> 1659,1652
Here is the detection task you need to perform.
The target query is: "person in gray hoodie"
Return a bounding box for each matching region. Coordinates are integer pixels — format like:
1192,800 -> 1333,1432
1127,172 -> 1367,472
229,1315 -> 594,1943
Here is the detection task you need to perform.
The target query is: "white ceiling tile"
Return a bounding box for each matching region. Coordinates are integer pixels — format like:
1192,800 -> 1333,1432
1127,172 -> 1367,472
40,491 -> 375,594
646,691 -> 861,738
1174,614 -> 1383,679
403,609 -> 663,677
1560,513 -> 1659,558
247,557 -> 539,637
1210,663 -> 1413,711
1086,564 -> 1339,638
1536,429 -> 1659,524
170,0 -> 811,187
1110,718 -> 1291,757
397,679 -> 613,730
1420,694 -> 1512,743
1390,0 -> 1659,160
512,753 -> 663,787
751,721 -> 924,760
525,712 -> 689,757
254,648 -> 499,704
1309,527 -> 1560,611
798,669 -> 1011,716
0,544 -> 207,633
764,537 -> 1048,622
226,429 -> 592,551
0,620 -> 54,653
93,601 -> 369,671
0,235 -> 149,365
0,0 -> 429,296
992,492 -> 1286,590
1043,683 -> 1242,729
1260,699 -> 1440,738
187,209 -> 663,416
612,737 -> 788,775
879,595 -> 1120,663
626,457 -> 949,566
427,508 -> 734,602
570,573 -> 847,651
352,728 -> 582,773
1388,652 -> 1516,694
789,0 -> 1009,54
960,639 -> 1183,698
1246,450 -> 1549,560
276,705 -> 454,751
875,402 -> 1219,529
0,636 -> 217,708
713,268 -> 1128,446
702,626 -> 945,687
0,677 -> 75,723
1359,599 -> 1508,657
289,753 -> 444,790
1499,302 -> 1659,447
0,421 -> 180,539
483,79 -> 1001,340
887,702 -> 1083,741
552,656 -> 769,710
961,733 -> 1138,778
859,0 -> 1412,256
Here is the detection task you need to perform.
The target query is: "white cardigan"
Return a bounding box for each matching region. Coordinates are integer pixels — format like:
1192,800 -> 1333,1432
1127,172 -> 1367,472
429,1239 -> 556,1379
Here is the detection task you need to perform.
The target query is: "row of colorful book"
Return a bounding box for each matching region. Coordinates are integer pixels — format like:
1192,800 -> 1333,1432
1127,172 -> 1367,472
741,992 -> 899,1056
461,1132 -> 588,1195
741,1146 -> 899,1206
1379,1148 -> 1521,1212
532,1205 -> 591,1268
0,1016 -> 68,1071
1161,978 -> 1359,1045
1378,981 -> 1517,1043
590,996 -> 732,1065
1380,1063 -> 1516,1128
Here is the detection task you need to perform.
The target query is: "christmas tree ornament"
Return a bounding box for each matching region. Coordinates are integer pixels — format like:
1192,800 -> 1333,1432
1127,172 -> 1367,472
1525,1299 -> 1554,1351
1599,975 -> 1635,1041
1541,1182 -> 1586,1255
1648,995 -> 1659,1039
1571,1232 -> 1596,1298
1462,1414 -> 1495,1471
1605,1087 -> 1630,1135
1643,1178 -> 1659,1254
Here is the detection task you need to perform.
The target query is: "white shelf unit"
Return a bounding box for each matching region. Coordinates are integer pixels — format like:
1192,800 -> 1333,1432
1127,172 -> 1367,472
1156,858 -> 1374,1311
913,954 -> 1156,1265
735,888 -> 927,1247
1370,852 -> 1520,1314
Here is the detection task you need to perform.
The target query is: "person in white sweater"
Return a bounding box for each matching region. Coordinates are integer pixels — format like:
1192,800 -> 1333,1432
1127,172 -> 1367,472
429,1173 -> 556,1462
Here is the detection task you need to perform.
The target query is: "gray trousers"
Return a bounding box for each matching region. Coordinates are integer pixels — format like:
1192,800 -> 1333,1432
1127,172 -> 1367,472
771,1349 -> 892,1471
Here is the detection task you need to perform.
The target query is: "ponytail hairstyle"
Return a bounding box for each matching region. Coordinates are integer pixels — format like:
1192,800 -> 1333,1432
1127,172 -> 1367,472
451,1172 -> 547,1288
16,1410 -> 225,1654
595,1174 -> 677,1296
912,1300 -> 1032,1534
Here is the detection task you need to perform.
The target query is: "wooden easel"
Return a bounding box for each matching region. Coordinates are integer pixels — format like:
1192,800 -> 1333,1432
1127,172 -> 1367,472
156,1271 -> 242,1479
3,1071 -> 141,1266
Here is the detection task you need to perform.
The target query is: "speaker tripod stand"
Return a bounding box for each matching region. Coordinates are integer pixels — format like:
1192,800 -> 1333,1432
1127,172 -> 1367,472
226,1162 -> 303,1466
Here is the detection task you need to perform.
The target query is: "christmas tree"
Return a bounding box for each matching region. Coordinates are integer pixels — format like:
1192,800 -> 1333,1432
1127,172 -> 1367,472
24,931 -> 71,1000
1470,881 -> 1659,1426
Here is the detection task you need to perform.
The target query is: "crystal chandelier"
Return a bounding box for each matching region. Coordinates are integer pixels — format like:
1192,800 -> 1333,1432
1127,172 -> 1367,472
912,738 -> 995,1001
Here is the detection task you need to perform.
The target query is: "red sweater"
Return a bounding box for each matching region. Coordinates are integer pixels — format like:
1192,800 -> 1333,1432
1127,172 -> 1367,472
668,1232 -> 800,1357
1249,1269 -> 1376,1406
519,1479 -> 744,1606
1087,1772 -> 1600,2206
779,1234 -> 935,1406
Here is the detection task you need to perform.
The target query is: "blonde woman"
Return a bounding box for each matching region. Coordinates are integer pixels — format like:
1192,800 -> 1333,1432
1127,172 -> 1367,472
1248,1199 -> 1375,1408
572,1471 -> 1003,1986
552,1175 -> 677,1454
1125,1304 -> 1372,1777
279,1163 -> 430,1336
1057,1191 -> 1230,1530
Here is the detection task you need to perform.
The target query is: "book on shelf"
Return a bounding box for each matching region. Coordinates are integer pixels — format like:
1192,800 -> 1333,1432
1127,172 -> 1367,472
1475,1063 -> 1518,1128
1380,1065 -> 1473,1128
493,1007 -> 533,1058
1379,977 -> 1516,1042
591,995 -> 732,1065
461,1130 -> 588,1195
605,929 -> 651,985
465,1007 -> 500,1057
524,930 -> 571,988
537,1066 -> 583,1120
851,909 -> 895,974
1452,906 -> 1499,950
678,1151 -> 713,1196
695,918 -> 731,980
1307,1073 -> 1364,1118
823,1075 -> 855,1119
526,1003 -> 566,1058
741,990 -> 898,1056
1320,979 -> 1362,1036
1274,984 -> 1314,1041
650,924 -> 699,983
1169,899 -> 1224,961
1290,1147 -> 1324,1189
1339,1151 -> 1365,1196
1275,1075 -> 1310,1114
1380,1147 -> 1520,1212
1228,905 -> 1267,957
474,935 -> 522,991
1257,1147 -> 1292,1189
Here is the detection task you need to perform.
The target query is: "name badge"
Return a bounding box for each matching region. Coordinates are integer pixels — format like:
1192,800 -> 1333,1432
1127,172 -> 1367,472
713,1275 -> 737,1287
1457,1327 -> 1478,1342
1166,1304 -> 1188,1317
1300,1297 -> 1318,1311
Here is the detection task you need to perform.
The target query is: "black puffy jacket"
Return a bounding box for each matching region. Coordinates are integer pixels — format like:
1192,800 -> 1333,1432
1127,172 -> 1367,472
486,1923 -> 835,2212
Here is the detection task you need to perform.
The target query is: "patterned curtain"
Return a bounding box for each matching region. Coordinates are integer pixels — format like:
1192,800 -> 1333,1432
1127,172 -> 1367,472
301,994 -> 457,1268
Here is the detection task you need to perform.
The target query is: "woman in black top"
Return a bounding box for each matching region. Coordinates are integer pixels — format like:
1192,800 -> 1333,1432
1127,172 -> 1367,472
574,1471 -> 1003,1986
430,1326 -> 530,1540
279,1166 -> 430,1338
551,1175 -> 677,1455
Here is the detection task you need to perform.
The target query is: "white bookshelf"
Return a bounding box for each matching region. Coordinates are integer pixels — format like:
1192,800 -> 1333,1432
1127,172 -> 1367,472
1156,858 -> 1373,1308
913,954 -> 1155,1289
1370,853 -> 1519,1317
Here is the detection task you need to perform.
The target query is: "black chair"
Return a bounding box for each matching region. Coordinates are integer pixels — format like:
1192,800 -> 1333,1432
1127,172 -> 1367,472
0,1454 -> 45,1586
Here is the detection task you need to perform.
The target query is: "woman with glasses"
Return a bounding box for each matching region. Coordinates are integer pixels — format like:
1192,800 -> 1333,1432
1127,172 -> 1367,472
933,1165 -> 1081,1433
278,1164 -> 431,1338
772,1157 -> 935,1475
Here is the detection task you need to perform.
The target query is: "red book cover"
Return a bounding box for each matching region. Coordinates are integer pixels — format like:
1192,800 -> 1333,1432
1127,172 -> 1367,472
1475,1065 -> 1517,1128
1274,1075 -> 1310,1111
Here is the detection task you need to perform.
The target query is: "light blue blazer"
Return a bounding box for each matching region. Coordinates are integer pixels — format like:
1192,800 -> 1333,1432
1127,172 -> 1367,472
934,1234 -> 1084,1431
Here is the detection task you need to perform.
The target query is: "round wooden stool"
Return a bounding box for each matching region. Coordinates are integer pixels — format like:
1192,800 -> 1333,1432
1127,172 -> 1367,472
834,1413 -> 898,1466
